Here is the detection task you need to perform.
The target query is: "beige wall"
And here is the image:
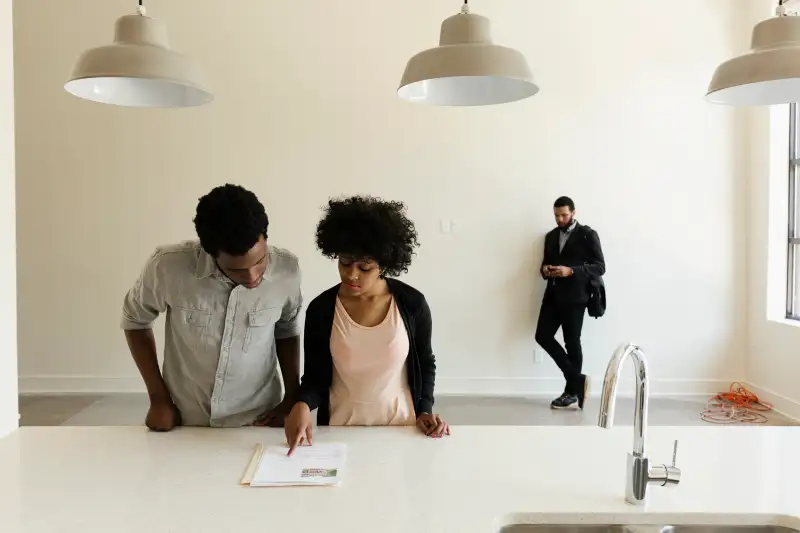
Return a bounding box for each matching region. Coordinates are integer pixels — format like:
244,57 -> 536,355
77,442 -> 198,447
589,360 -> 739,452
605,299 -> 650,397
1,0 -> 18,438
14,1 -> 753,396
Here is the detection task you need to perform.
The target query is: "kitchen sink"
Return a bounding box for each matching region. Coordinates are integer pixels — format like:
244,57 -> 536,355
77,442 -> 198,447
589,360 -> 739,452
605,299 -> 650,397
499,526 -> 799,533
499,528 -> 634,533
663,529 -> 798,533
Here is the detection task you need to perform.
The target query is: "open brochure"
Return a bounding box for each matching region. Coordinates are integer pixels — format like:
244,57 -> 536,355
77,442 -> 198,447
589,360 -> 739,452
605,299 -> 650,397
240,443 -> 347,487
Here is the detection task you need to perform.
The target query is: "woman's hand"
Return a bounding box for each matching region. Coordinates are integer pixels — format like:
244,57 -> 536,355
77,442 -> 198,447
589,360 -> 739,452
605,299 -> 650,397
416,413 -> 450,438
284,402 -> 313,455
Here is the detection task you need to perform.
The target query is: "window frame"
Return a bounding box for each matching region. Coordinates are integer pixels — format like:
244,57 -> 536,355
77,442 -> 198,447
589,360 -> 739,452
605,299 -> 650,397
788,103 -> 800,320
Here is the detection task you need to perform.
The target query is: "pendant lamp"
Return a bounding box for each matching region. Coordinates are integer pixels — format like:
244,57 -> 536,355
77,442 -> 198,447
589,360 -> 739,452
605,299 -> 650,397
398,0 -> 537,106
64,1 -> 213,108
707,1 -> 800,106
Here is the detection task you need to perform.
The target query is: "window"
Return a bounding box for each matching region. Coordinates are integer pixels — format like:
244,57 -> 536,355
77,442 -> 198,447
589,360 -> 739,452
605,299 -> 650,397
789,103 -> 800,320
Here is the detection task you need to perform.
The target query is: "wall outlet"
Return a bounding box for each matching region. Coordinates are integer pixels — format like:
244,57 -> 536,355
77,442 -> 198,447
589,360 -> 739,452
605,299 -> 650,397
534,348 -> 545,363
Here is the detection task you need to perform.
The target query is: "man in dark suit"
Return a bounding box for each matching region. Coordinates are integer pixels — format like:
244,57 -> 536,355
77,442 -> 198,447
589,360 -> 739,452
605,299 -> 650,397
536,196 -> 605,410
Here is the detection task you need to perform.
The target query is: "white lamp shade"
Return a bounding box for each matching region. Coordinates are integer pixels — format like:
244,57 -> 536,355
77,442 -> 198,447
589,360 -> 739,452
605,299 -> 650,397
398,12 -> 537,106
65,14 -> 213,108
707,15 -> 800,106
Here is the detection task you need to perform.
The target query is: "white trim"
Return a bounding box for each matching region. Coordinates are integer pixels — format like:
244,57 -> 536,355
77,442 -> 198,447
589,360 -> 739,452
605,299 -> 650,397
768,317 -> 800,329
19,376 -> 145,394
745,382 -> 800,422
767,104 -> 791,321
432,377 -> 732,398
0,416 -> 17,439
20,375 -> 737,398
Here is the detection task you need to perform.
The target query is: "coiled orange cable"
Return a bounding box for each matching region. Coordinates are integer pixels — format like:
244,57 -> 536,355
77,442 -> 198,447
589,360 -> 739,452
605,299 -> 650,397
701,382 -> 774,424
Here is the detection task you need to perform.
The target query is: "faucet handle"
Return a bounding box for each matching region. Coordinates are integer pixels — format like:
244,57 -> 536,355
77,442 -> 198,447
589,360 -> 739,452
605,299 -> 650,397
671,440 -> 678,467
650,439 -> 682,488
662,439 -> 681,487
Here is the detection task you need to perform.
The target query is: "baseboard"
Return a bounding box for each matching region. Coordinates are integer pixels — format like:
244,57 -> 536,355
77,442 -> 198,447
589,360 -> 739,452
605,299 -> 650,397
0,414 -> 18,439
418,377 -> 730,397
19,375 -> 145,394
18,374 -> 739,399
744,382 -> 800,422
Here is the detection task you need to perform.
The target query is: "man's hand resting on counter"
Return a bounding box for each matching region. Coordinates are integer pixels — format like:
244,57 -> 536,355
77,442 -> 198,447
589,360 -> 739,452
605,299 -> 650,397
146,399 -> 182,432
417,413 -> 450,438
284,402 -> 313,455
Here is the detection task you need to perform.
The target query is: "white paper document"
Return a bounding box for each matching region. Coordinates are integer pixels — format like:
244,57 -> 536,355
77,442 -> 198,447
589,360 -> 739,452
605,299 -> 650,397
247,443 -> 347,487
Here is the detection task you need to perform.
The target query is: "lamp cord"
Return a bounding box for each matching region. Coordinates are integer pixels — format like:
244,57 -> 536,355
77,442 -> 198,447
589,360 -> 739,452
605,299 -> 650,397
137,0 -> 146,16
701,383 -> 773,425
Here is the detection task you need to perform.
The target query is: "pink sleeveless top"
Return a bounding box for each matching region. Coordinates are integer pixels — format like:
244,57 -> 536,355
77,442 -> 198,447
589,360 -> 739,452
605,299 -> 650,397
328,297 -> 416,426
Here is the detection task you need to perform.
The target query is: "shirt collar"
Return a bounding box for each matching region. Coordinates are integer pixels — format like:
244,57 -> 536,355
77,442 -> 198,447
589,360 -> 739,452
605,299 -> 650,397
561,219 -> 578,234
195,248 -> 222,280
194,245 -> 273,283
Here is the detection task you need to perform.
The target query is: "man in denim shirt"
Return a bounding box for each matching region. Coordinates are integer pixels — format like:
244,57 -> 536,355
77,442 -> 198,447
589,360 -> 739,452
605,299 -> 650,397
121,184 -> 302,430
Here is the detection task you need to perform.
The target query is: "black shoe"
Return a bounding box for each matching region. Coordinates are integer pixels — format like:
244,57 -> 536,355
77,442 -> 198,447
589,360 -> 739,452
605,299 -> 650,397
550,393 -> 578,409
577,374 -> 589,410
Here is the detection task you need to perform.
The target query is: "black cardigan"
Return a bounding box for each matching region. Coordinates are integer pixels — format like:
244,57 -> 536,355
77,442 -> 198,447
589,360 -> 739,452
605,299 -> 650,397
295,278 -> 437,426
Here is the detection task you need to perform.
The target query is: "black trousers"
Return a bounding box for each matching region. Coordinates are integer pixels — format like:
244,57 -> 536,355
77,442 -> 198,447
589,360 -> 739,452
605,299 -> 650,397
535,294 -> 586,394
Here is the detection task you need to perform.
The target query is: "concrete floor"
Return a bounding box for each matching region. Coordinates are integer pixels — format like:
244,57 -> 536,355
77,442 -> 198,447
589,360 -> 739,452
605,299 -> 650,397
18,393 -> 799,427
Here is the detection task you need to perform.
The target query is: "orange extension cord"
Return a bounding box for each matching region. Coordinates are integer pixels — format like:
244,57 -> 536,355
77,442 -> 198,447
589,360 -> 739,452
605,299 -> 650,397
701,382 -> 774,424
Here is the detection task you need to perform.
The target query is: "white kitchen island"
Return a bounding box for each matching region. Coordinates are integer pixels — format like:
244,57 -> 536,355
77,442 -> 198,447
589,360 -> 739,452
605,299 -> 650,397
1,425 -> 799,533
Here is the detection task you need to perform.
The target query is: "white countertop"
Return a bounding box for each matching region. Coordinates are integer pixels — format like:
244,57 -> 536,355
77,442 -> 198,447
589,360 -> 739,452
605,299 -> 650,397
1,425 -> 800,532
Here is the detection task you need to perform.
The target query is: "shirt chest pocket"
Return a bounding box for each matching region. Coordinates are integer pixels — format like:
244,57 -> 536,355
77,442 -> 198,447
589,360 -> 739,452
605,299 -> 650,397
175,308 -> 212,348
243,307 -> 281,353
177,308 -> 212,329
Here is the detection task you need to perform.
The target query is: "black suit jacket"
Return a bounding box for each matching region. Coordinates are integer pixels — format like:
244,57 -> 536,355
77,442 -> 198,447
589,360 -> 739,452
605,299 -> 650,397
541,223 -> 606,304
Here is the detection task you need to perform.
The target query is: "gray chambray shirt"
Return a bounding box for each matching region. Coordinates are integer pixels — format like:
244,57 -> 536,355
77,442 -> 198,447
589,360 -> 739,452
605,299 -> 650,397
121,241 -> 302,428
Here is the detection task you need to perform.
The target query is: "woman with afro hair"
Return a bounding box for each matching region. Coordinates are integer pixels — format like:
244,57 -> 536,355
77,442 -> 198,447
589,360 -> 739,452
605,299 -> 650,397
285,196 -> 449,452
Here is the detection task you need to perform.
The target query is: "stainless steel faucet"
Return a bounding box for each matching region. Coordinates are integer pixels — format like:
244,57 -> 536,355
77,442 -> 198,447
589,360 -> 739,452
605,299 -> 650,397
597,343 -> 681,505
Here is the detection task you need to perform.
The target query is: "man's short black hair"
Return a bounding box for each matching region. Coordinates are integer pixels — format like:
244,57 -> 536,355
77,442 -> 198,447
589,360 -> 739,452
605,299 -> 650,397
193,184 -> 268,257
554,196 -> 575,211
315,196 -> 419,277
